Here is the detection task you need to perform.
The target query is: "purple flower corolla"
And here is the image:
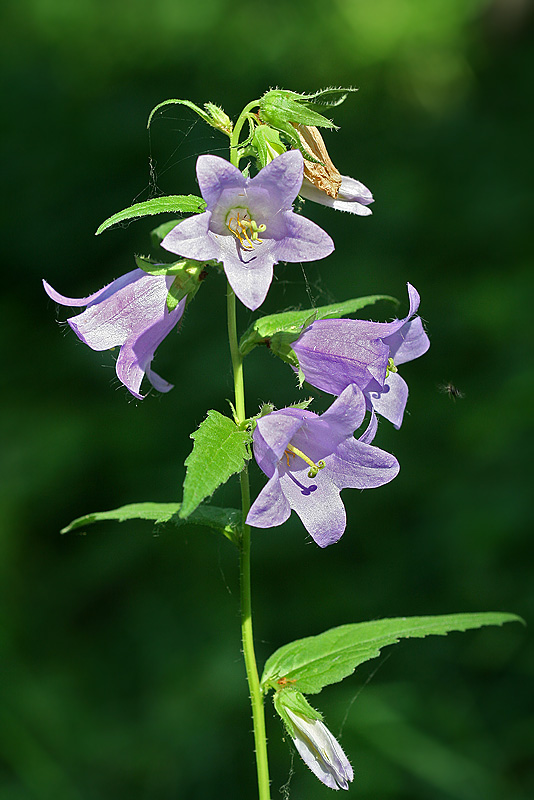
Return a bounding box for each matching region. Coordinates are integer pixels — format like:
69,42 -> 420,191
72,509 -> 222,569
161,150 -> 334,311
285,708 -> 354,791
246,385 -> 399,547
292,283 -> 430,429
43,268 -> 185,399
299,174 -> 374,216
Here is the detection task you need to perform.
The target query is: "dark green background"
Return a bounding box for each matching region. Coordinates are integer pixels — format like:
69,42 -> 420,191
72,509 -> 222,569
1,1 -> 532,798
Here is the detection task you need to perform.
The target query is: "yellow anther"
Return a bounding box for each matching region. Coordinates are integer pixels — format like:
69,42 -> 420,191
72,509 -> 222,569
227,211 -> 265,250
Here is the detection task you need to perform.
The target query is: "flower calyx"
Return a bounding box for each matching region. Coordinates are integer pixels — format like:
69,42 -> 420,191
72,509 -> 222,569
135,255 -> 207,311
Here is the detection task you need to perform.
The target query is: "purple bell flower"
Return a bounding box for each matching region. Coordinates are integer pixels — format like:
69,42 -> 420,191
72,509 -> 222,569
292,283 -> 430,429
160,150 -> 334,311
43,268 -> 185,399
246,385 -> 399,547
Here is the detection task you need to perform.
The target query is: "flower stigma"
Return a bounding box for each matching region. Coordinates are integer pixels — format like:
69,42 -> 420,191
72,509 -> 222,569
284,443 -> 325,478
385,356 -> 398,378
226,208 -> 266,251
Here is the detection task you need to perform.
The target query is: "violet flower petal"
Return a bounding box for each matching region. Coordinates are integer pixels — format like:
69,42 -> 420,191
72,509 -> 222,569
366,372 -> 409,430
299,174 -> 374,216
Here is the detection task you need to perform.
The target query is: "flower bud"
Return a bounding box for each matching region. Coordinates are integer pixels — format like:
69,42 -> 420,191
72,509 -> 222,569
274,689 -> 354,790
203,102 -> 233,135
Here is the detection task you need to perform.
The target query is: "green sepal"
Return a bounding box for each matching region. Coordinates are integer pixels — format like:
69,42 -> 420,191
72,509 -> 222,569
259,89 -> 338,130
134,256 -> 207,312
151,219 -> 181,246
250,125 -> 287,168
261,613 -> 524,695
96,195 -> 206,236
239,295 -> 397,358
180,410 -> 252,519
273,688 -> 323,731
147,98 -> 232,135
59,501 -> 242,545
289,86 -> 357,113
135,255 -> 189,277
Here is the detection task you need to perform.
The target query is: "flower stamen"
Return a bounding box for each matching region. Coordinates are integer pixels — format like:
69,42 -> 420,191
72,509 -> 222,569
284,443 -> 325,478
227,211 -> 266,251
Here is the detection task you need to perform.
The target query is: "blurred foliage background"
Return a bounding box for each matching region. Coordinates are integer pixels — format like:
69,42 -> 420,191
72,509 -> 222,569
1,0 -> 533,798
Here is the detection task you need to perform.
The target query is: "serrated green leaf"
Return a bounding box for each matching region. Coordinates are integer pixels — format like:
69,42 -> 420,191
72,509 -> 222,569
259,91 -> 337,129
60,501 -> 242,544
181,411 -> 252,519
261,613 -> 524,694
95,195 -> 206,236
239,295 -> 397,357
297,87 -> 357,109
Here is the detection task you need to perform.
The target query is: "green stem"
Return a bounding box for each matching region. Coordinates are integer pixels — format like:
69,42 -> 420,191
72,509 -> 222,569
230,99 -> 260,168
227,285 -> 271,800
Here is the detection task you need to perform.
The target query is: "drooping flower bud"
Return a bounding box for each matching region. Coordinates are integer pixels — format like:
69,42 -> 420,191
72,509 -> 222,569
274,689 -> 354,791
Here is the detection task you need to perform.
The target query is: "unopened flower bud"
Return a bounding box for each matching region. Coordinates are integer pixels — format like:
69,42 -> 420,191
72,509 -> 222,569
282,702 -> 354,791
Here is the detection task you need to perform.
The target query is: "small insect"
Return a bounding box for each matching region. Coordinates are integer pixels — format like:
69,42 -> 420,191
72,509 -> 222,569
277,676 -> 297,688
439,382 -> 465,401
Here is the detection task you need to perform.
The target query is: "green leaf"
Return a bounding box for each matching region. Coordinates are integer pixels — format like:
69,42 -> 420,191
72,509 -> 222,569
60,501 -> 242,544
95,195 -> 206,235
259,90 -> 338,129
261,613 -> 524,694
180,411 -> 252,519
151,219 -> 181,246
239,294 -> 397,357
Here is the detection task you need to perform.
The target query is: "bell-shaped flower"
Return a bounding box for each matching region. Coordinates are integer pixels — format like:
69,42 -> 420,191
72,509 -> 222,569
291,283 -> 430,429
246,385 -> 399,547
294,124 -> 374,216
43,268 -> 185,399
160,150 -> 334,311
285,707 -> 354,791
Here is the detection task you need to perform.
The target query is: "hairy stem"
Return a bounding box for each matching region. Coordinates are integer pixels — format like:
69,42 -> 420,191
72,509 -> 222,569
227,284 -> 271,800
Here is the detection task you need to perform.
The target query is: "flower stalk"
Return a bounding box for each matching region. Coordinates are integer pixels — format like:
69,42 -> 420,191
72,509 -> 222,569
227,103 -> 272,798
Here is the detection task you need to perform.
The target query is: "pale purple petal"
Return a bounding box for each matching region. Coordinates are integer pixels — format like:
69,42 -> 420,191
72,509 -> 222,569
358,410 -> 378,444
43,270 -> 140,308
195,155 -> 247,208
271,212 -> 334,263
280,467 -> 347,548
114,295 -> 186,399
246,473 -> 292,529
293,322 -> 389,394
220,245 -> 276,311
329,437 -> 400,489
161,212 -> 219,262
248,149 -> 304,209
252,413 -> 306,476
384,316 -> 430,365
299,174 -> 374,216
367,371 -> 409,430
